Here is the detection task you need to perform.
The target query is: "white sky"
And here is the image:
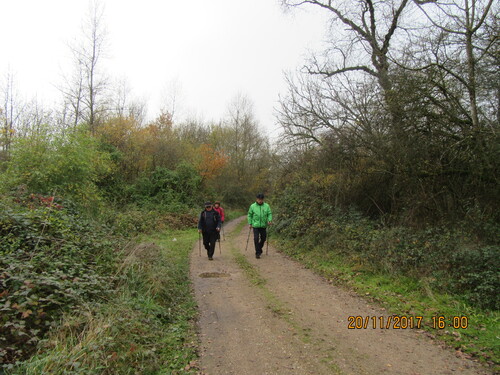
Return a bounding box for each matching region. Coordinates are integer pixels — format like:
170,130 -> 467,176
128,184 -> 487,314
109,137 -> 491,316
0,0 -> 330,137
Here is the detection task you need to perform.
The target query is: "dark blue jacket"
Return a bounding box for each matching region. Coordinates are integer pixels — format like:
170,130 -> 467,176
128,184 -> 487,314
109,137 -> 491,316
198,209 -> 221,233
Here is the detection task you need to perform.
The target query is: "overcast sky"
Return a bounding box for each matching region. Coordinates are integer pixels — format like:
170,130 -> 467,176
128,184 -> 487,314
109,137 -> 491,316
0,0 -> 330,137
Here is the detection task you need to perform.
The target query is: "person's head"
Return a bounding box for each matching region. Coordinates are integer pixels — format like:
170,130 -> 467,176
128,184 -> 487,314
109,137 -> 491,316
204,201 -> 213,210
256,193 -> 264,205
214,201 -> 220,208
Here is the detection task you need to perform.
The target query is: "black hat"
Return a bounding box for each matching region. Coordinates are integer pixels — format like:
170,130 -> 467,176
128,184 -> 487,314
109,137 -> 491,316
256,193 -> 264,199
204,201 -> 212,206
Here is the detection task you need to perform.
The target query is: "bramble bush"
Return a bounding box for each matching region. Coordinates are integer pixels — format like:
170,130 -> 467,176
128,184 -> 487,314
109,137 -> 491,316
272,186 -> 500,310
0,196 -> 118,367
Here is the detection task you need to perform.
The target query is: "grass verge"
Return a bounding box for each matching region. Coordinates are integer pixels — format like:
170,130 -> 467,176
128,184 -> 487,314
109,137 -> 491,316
273,237 -> 499,371
224,208 -> 246,223
8,230 -> 199,375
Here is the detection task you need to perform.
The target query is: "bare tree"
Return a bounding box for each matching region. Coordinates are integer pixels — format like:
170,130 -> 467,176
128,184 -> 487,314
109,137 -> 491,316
225,94 -> 268,180
16,98 -> 54,138
60,58 -> 85,128
62,0 -> 109,133
1,71 -> 23,155
281,0 -> 416,121
411,0 -> 498,130
161,77 -> 184,123
277,71 -> 388,147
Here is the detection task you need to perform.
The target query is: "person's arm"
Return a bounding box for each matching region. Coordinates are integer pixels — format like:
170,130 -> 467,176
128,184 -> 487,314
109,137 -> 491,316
247,205 -> 253,227
267,204 -> 273,224
198,212 -> 203,232
220,207 -> 225,222
216,212 -> 221,231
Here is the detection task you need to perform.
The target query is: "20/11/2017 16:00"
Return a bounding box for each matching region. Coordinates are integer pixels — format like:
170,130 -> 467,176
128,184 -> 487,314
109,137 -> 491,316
347,315 -> 469,330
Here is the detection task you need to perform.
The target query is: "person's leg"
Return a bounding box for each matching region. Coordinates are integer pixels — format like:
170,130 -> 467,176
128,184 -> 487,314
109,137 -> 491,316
253,228 -> 261,256
202,232 -> 210,252
208,232 -> 217,258
258,228 -> 267,252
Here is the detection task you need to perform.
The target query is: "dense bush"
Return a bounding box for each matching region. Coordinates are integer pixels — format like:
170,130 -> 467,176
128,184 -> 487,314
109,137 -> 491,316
449,246 -> 500,310
0,196 -> 118,367
0,128 -> 113,211
107,208 -> 198,237
272,185 -> 500,310
131,163 -> 203,211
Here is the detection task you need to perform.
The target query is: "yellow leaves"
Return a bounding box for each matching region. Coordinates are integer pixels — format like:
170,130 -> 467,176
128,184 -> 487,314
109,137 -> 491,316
310,172 -> 339,189
0,127 -> 16,135
98,114 -> 182,179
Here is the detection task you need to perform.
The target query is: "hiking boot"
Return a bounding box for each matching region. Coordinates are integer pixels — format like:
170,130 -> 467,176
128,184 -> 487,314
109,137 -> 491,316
208,257 -> 213,260
256,254 -> 261,259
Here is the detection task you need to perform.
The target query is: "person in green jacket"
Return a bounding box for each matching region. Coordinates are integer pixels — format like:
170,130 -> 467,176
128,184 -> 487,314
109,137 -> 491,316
248,193 -> 272,259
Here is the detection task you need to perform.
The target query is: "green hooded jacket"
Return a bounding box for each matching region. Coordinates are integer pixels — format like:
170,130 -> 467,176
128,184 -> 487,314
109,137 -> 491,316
248,202 -> 272,228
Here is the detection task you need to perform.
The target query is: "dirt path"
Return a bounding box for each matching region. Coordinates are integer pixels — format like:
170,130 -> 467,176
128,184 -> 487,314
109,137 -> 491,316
190,217 -> 492,375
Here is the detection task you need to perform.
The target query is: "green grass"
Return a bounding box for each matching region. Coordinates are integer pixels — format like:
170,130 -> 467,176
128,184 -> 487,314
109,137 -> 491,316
224,208 -> 246,222
274,238 -> 499,370
9,230 -> 199,375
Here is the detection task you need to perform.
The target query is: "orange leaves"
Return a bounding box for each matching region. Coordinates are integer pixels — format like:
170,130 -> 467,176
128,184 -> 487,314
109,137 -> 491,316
196,144 -> 228,181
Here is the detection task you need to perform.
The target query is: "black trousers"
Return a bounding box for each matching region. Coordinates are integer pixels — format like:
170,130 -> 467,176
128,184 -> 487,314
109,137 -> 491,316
253,227 -> 267,255
202,231 -> 218,257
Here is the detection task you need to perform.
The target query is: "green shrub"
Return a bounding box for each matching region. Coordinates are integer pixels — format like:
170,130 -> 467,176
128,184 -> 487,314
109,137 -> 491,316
450,245 -> 500,310
0,128 -> 113,211
0,198 -> 117,367
272,192 -> 500,311
132,163 -> 203,211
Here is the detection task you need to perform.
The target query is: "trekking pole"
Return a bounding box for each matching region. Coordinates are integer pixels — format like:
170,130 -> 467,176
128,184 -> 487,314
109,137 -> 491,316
218,237 -> 222,254
266,230 -> 269,255
222,224 -> 226,241
198,232 -> 201,257
245,226 -> 251,252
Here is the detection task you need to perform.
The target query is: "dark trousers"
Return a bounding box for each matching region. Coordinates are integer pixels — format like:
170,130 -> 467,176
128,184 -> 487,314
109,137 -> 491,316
202,231 -> 218,257
253,227 -> 267,255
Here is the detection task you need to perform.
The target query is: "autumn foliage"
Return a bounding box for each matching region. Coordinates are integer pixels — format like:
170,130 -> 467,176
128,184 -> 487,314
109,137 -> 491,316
195,144 -> 228,181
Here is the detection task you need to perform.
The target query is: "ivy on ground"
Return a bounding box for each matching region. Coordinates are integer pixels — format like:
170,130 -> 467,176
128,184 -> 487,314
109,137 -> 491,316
0,195 -> 118,367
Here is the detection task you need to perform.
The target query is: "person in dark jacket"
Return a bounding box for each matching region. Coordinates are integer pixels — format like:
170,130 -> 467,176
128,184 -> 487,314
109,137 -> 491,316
198,201 -> 221,260
247,193 -> 272,259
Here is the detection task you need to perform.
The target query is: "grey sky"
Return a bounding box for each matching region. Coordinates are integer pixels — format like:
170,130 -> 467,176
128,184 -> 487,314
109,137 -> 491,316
1,0 -> 330,137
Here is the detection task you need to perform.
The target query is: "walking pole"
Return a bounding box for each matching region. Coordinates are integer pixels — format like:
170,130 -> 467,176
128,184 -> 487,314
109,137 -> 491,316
266,229 -> 269,255
222,224 -> 226,241
245,226 -> 251,252
198,232 -> 201,257
218,237 -> 222,255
